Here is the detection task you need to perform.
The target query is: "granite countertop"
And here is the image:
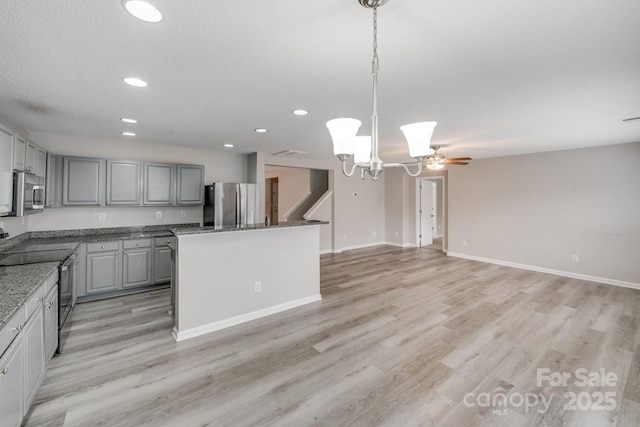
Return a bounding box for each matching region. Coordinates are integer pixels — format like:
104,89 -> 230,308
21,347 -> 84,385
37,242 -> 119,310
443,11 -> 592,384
171,220 -> 329,236
0,223 -> 197,332
0,262 -> 59,330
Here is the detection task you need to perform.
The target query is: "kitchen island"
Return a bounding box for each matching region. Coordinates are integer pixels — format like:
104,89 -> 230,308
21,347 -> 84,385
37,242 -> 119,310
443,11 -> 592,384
171,221 -> 326,341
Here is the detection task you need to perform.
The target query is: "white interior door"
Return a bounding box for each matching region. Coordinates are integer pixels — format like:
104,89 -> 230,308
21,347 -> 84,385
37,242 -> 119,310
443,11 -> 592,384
420,180 -> 434,246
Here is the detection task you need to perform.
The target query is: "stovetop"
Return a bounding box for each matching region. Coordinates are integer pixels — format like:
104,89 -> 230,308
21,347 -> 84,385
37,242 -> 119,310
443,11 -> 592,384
0,249 -> 75,267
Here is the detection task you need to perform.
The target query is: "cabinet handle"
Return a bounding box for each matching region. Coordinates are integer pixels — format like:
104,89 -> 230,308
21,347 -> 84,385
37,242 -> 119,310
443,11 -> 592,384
97,202 -> 101,206
106,202 -> 110,205
1,368 -> 8,374
11,325 -> 22,332
136,243 -> 140,246
101,245 -> 105,249
123,251 -> 127,254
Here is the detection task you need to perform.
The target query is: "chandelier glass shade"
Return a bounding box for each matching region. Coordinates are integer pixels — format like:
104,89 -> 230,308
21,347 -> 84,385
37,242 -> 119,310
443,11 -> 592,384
326,0 -> 437,180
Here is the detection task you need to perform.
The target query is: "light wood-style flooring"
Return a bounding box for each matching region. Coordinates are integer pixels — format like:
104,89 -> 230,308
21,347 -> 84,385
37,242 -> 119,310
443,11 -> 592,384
24,246 -> 640,426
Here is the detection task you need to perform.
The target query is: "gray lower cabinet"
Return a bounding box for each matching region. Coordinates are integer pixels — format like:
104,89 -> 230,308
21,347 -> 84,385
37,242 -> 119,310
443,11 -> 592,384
0,335 -> 23,427
86,241 -> 120,294
106,160 -> 141,205
43,286 -> 58,362
63,157 -> 105,206
81,238 -> 171,297
122,239 -> 152,288
23,306 -> 45,409
154,237 -> 174,283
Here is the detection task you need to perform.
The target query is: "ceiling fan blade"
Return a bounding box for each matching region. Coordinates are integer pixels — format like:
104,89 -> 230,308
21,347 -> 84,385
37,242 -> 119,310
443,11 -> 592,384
447,157 -> 472,161
445,161 -> 469,165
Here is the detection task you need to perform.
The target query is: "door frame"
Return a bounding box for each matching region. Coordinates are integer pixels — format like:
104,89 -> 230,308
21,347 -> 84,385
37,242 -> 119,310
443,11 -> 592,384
415,176 -> 446,251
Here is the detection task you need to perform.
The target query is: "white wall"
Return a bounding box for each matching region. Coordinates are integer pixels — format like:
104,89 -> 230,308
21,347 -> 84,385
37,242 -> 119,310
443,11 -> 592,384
264,167 -> 310,222
24,133 -> 248,232
447,142 -> 640,286
264,155 -> 387,253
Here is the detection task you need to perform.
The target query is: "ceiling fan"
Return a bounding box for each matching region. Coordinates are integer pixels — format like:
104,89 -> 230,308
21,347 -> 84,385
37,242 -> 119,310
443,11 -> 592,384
424,145 -> 472,170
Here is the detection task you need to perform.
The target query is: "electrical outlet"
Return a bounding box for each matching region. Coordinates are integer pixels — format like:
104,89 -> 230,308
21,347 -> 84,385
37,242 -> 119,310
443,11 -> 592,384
99,213 -> 106,221
180,210 -> 186,218
572,254 -> 579,262
254,281 -> 262,292
395,231 -> 399,237
156,211 -> 162,219
462,240 -> 467,247
343,234 -> 347,241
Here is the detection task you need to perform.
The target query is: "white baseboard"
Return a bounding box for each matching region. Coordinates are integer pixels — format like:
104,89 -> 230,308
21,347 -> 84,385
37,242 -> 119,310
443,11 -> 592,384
447,252 -> 640,291
332,241 -> 387,254
384,241 -> 417,248
172,294 -> 323,342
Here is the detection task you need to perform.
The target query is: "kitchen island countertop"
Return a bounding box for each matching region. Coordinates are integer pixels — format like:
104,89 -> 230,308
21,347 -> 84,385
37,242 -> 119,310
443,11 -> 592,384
171,220 -> 328,235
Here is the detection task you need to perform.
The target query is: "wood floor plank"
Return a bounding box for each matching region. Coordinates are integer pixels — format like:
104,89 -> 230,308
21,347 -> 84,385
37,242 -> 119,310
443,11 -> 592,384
23,245 -> 640,426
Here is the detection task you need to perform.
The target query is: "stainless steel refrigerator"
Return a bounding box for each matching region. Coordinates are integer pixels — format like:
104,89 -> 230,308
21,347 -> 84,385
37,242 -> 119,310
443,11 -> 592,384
203,183 -> 260,226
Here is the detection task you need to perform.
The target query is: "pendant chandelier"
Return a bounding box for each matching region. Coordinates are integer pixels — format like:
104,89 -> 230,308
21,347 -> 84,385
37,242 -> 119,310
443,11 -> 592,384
326,0 -> 437,181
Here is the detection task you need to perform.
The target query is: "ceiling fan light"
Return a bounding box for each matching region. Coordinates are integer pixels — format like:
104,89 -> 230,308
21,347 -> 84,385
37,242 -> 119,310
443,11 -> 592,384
353,136 -> 372,163
400,121 -> 438,158
326,118 -> 361,157
427,163 -> 445,171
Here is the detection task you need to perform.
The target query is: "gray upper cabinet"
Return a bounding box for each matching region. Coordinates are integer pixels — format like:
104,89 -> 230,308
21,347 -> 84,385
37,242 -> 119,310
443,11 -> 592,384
25,140 -> 37,174
0,124 -> 13,215
35,147 -> 47,178
13,135 -> 26,171
176,164 -> 204,205
106,160 -> 141,205
45,153 -> 63,208
143,162 -> 174,205
63,157 -> 105,206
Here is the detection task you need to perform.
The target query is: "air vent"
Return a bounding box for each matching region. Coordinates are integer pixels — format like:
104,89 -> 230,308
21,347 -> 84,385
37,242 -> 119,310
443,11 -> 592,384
273,150 -> 307,157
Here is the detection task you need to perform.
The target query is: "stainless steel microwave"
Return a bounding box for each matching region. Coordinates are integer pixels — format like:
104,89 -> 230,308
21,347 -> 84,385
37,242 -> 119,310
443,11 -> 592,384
12,171 -> 45,216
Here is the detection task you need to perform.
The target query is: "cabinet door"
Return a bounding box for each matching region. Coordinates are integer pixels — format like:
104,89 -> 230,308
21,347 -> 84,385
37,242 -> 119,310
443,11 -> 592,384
122,247 -> 152,288
63,157 -> 104,206
23,308 -> 45,410
25,141 -> 37,174
143,162 -> 174,205
13,135 -> 26,171
154,245 -> 172,283
86,249 -> 119,294
106,160 -> 141,205
0,125 -> 13,216
35,147 -> 47,178
44,286 -> 59,361
176,164 -> 204,205
0,335 -> 23,427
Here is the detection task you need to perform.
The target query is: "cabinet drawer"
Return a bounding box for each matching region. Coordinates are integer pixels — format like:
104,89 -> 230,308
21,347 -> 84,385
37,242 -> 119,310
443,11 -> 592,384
87,241 -> 119,252
25,284 -> 45,321
155,237 -> 175,247
123,239 -> 151,249
0,308 -> 24,356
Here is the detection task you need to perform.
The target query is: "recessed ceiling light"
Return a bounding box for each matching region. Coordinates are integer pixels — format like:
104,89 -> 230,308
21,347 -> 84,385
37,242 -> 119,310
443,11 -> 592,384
123,77 -> 147,87
122,132 -> 136,136
121,118 -> 138,124
224,144 -> 234,148
292,109 -> 308,116
122,0 -> 162,23
255,128 -> 268,133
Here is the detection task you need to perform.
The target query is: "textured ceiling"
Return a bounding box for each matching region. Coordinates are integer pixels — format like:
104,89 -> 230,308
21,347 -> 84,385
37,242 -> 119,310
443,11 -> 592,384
1,0 -> 639,162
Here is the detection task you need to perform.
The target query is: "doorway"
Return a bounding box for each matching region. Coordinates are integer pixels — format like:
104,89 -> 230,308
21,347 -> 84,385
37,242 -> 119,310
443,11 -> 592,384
265,177 -> 278,224
416,177 -> 445,251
